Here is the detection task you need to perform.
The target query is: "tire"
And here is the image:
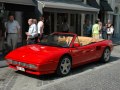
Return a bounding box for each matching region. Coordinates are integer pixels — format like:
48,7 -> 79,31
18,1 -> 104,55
56,56 -> 72,76
100,48 -> 111,63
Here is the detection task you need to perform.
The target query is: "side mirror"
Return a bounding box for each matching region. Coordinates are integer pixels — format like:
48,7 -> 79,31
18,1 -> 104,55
73,43 -> 80,47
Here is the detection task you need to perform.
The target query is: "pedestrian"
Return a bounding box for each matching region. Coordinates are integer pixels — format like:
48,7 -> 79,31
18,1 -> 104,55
83,20 -> 92,37
37,16 -> 44,42
106,20 -> 114,40
26,18 -> 37,44
62,19 -> 69,33
92,20 -> 100,39
97,18 -> 103,38
101,23 -> 107,39
6,15 -> 21,51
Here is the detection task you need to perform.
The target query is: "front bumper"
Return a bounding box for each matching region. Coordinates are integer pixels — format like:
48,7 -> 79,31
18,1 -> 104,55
6,61 -> 58,75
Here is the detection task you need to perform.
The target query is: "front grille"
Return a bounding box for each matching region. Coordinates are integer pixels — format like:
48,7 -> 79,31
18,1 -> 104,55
12,61 -> 17,65
7,59 -> 37,69
11,61 -> 28,67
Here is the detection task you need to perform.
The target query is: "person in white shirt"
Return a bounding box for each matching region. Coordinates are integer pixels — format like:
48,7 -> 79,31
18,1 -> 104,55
37,16 -> 44,42
26,19 -> 37,44
6,15 -> 20,50
106,20 -> 114,40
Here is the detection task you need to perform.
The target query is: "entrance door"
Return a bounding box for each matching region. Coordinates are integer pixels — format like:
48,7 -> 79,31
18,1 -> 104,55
76,14 -> 81,35
56,13 -> 68,32
70,14 -> 76,33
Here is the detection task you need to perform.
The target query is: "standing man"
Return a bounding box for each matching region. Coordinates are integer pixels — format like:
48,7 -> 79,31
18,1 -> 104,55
6,15 -> 20,50
26,19 -> 37,44
37,16 -> 44,42
92,20 -> 100,39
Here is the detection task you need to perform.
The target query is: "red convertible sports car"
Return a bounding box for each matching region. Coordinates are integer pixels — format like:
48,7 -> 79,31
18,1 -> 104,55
5,32 -> 113,76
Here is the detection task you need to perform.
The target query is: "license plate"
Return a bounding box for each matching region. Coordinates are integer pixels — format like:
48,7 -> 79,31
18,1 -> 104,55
16,66 -> 25,72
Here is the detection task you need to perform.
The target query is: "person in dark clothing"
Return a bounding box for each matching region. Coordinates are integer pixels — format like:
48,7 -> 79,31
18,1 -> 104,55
62,19 -> 69,33
101,23 -> 107,39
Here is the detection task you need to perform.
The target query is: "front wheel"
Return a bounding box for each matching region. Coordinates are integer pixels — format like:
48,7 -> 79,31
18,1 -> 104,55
100,48 -> 111,63
56,56 -> 72,76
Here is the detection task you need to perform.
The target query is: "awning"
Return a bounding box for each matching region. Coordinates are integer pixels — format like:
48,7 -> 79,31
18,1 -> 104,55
0,0 -> 36,6
87,0 -> 100,9
37,0 -> 99,14
100,0 -> 113,11
0,0 -> 36,11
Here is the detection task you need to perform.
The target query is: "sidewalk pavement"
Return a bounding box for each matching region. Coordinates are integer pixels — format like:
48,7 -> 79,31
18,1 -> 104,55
112,37 -> 120,46
0,60 -> 7,68
0,37 -> 120,68
0,54 -> 7,68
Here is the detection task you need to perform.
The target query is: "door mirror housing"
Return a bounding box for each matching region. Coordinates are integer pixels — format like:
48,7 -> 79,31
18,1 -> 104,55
73,43 -> 80,47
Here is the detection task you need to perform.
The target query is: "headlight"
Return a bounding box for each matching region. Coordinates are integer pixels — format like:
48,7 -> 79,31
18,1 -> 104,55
6,59 -> 12,64
28,64 -> 37,69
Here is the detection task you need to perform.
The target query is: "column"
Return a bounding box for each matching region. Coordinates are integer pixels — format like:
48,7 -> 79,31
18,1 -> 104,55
68,13 -> 70,29
81,14 -> 85,36
116,15 -> 120,38
54,12 -> 57,32
15,11 -> 22,43
93,13 -> 97,23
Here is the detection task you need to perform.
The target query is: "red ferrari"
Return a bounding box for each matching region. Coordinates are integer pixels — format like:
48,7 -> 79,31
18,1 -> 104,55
5,32 -> 113,76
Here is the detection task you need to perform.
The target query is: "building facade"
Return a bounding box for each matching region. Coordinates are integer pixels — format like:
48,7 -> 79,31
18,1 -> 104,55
112,0 -> 120,38
1,0 -> 120,51
95,0 -> 120,38
0,0 -> 99,39
37,0 -> 99,36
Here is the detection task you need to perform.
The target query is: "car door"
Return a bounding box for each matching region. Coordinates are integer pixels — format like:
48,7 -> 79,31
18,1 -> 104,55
70,40 -> 97,65
70,37 -> 94,65
78,44 -> 97,63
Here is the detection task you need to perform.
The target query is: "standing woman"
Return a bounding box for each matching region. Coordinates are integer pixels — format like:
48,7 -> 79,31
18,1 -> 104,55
97,19 -> 102,38
92,20 -> 100,39
106,20 -> 114,40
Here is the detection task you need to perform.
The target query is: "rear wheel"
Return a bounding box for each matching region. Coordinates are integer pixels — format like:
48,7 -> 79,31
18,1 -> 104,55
56,56 -> 71,76
100,48 -> 111,63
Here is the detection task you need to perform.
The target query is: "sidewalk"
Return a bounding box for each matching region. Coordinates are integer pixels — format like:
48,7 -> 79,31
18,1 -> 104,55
0,53 -> 8,68
0,60 -> 7,68
112,37 -> 120,46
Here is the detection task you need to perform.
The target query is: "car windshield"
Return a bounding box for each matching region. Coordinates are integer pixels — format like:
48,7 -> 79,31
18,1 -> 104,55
38,34 -> 74,48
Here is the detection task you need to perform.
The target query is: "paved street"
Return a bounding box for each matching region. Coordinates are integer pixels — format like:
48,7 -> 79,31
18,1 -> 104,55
0,45 -> 120,90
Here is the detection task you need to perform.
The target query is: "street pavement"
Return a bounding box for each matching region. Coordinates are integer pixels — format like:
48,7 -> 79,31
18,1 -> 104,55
0,37 -> 120,90
40,46 -> 120,90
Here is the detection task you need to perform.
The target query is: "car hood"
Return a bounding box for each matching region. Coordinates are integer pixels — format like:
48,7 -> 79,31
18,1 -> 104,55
5,44 -> 69,64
